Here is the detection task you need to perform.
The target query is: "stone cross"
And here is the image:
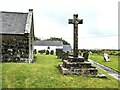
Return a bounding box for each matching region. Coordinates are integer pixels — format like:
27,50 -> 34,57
69,14 -> 83,57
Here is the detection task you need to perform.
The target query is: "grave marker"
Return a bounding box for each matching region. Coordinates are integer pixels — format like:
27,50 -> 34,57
59,14 -> 98,76
69,14 -> 83,58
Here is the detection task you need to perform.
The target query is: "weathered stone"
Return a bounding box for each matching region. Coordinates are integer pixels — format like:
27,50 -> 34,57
68,56 -> 84,62
46,50 -> 49,55
59,64 -> 69,75
59,64 -> 98,76
83,50 -> 89,61
56,49 -> 63,59
69,14 -> 83,58
38,50 -> 45,54
50,50 -> 54,55
59,14 -> 98,76
33,49 -> 37,54
97,74 -> 107,78
1,9 -> 34,63
1,34 -> 29,62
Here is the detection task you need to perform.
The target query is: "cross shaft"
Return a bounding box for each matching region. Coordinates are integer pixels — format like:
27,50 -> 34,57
68,14 -> 83,58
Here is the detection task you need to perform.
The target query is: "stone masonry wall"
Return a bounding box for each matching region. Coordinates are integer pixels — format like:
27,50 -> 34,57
1,34 -> 29,62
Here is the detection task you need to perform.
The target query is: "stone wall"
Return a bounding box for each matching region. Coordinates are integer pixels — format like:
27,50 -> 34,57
1,34 -> 29,62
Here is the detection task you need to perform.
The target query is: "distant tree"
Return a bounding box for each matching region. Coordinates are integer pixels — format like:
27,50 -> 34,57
47,37 -> 70,45
34,37 -> 41,41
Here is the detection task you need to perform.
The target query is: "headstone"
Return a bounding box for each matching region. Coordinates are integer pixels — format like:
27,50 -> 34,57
47,46 -> 50,49
50,50 -> 54,55
33,49 -> 37,54
62,51 -> 69,60
46,50 -> 49,55
56,49 -> 63,59
38,50 -> 45,54
97,74 -> 107,78
59,14 -> 98,76
83,50 -> 89,61
103,52 -> 110,62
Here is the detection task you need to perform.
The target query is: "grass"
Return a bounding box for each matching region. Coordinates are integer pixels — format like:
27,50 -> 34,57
89,53 -> 119,72
2,53 -> 119,88
0,63 -> 2,89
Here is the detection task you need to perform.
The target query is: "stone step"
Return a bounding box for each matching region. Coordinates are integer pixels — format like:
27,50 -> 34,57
59,64 -> 69,75
68,56 -> 84,62
63,60 -> 92,68
59,64 -> 98,76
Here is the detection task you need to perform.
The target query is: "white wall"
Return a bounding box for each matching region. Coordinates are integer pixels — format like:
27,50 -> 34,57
34,46 -> 63,52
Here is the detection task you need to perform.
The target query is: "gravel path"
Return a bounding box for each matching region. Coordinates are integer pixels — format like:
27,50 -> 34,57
88,59 -> 120,81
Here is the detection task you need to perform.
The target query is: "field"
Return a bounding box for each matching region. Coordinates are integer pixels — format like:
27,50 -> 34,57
89,53 -> 119,72
2,53 -> 119,88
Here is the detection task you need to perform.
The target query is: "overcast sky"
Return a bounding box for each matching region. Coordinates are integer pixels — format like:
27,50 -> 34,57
0,0 -> 119,49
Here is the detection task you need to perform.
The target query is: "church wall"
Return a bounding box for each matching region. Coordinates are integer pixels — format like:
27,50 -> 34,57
1,34 -> 29,62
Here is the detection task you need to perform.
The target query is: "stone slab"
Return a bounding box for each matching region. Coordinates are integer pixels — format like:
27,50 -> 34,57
68,56 -> 84,62
59,64 -> 69,75
59,64 -> 98,76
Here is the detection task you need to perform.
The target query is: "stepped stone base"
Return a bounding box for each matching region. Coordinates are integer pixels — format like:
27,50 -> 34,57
67,56 -> 84,62
59,57 -> 98,76
59,64 -> 98,76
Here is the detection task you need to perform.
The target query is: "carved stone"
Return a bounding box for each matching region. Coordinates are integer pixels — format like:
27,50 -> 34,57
59,14 -> 98,76
69,14 -> 83,58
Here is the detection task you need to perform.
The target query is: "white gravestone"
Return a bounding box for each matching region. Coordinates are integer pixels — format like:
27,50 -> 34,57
103,53 -> 110,62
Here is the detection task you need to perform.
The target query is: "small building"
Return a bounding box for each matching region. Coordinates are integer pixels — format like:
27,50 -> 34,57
0,9 -> 34,63
56,45 -> 72,59
34,40 -> 63,52
63,45 -> 72,53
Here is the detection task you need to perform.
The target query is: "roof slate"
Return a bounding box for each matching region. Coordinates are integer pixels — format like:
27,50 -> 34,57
0,11 -> 28,34
63,45 -> 72,52
34,40 -> 63,46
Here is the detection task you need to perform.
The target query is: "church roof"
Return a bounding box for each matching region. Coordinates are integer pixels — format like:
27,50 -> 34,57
34,40 -> 63,46
63,45 -> 72,52
0,10 -> 33,34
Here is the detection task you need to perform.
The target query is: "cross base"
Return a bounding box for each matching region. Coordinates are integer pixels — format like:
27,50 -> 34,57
68,56 -> 84,62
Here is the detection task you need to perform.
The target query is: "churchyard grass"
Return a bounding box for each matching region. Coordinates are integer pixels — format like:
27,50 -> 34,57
89,53 -> 119,72
2,53 -> 119,88
0,63 -> 2,89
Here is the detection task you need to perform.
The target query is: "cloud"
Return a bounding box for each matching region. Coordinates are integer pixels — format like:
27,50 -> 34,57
0,0 -> 119,49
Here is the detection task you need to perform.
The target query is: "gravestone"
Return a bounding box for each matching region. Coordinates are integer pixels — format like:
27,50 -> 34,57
38,50 -> 45,54
59,14 -> 98,76
56,49 -> 63,59
62,51 -> 69,60
33,49 -> 37,54
83,50 -> 89,61
46,50 -> 49,55
50,50 -> 54,55
103,52 -> 110,62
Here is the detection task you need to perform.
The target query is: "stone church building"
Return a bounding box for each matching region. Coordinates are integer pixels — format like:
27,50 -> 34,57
0,9 -> 34,63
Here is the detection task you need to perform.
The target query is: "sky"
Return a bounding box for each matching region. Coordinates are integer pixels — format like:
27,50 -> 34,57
0,0 -> 119,49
